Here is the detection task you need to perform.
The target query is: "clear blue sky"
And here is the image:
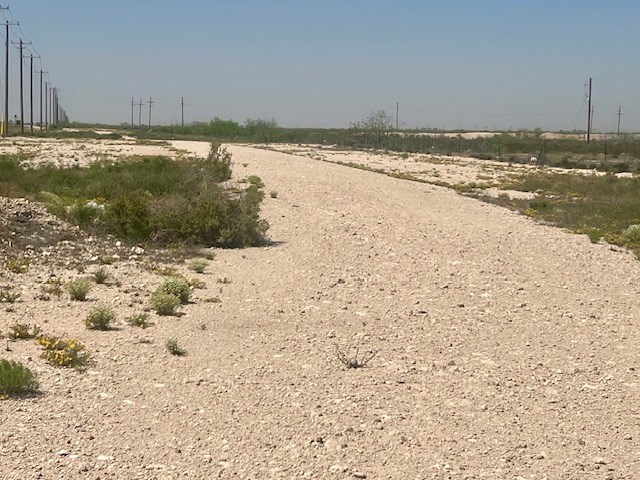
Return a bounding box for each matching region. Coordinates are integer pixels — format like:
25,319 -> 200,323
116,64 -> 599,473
4,1 -> 639,131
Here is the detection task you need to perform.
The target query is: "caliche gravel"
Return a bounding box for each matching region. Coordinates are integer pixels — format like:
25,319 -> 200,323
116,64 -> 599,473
0,144 -> 639,479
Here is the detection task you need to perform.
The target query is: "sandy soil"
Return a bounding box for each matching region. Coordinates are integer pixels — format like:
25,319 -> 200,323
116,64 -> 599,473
1,144 -> 639,479
0,136 -> 211,167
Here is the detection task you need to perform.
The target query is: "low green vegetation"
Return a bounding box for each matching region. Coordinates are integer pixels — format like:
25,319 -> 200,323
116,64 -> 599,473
0,143 -> 268,248
165,338 -> 187,356
67,278 -> 91,301
85,304 -> 115,330
0,359 -> 39,397
487,171 -> 640,256
150,291 -> 181,316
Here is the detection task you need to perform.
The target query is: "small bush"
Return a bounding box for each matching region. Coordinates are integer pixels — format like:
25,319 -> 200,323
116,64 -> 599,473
202,250 -> 216,260
67,278 -> 91,301
35,335 -> 90,368
156,277 -> 190,304
623,224 -> 640,243
85,304 -> 115,330
165,338 -> 187,356
125,312 -> 150,329
216,277 -> 232,284
188,259 -> 207,274
0,285 -> 20,303
150,292 -> 180,316
41,278 -> 63,298
246,175 -> 265,188
93,267 -> 109,284
154,265 -> 180,276
187,277 -> 206,289
6,256 -> 29,274
8,323 -> 41,340
0,359 -> 39,397
269,190 -> 278,198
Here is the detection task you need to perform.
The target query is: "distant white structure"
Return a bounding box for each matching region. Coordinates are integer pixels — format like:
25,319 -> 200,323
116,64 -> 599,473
529,156 -> 538,163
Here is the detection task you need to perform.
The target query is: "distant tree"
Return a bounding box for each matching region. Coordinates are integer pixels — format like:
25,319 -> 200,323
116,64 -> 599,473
352,110 -> 393,145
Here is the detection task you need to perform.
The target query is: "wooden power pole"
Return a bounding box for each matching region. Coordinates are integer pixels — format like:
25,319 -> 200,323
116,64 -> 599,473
617,105 -> 623,136
586,77 -> 592,142
146,96 -> 154,126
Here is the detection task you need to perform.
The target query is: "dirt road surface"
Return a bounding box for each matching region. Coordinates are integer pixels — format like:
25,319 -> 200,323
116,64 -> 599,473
1,145 -> 639,479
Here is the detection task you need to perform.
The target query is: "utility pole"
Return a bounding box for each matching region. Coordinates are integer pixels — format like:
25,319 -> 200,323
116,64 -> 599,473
181,97 -> 185,127
14,39 -> 32,133
146,96 -> 154,126
29,54 -> 38,133
130,97 -> 134,127
396,102 -> 399,130
616,105 -> 623,136
3,17 -> 19,136
138,98 -> 143,126
38,70 -> 45,129
586,77 -> 592,142
44,81 -> 47,129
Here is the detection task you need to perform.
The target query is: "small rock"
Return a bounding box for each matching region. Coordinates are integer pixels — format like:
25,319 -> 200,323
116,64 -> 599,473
97,454 -> 113,462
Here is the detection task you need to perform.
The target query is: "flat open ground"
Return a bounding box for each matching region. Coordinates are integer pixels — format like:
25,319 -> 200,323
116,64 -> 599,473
1,143 -> 639,479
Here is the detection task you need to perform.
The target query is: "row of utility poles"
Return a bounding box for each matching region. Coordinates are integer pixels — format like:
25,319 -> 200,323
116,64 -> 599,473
129,97 -> 186,127
586,78 -> 625,142
1,5 -> 66,136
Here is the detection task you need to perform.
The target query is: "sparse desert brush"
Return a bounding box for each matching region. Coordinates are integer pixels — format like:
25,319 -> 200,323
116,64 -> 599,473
93,267 -> 109,284
165,338 -> 187,356
154,265 -> 180,277
188,259 -> 207,274
269,190 -> 278,198
156,277 -> 190,304
0,285 -> 20,303
85,304 -> 115,330
150,291 -> 180,316
0,359 -> 39,397
623,224 -> 640,243
216,277 -> 232,284
5,256 -> 29,274
36,335 -> 90,368
41,277 -> 63,298
125,312 -> 151,329
246,175 -> 265,188
187,277 -> 206,289
8,322 -> 41,340
67,278 -> 91,301
202,250 -> 216,260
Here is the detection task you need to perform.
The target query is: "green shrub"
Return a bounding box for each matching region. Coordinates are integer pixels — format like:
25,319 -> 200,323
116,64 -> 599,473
0,285 -> 20,303
188,259 -> 207,274
165,338 -> 187,356
85,304 -> 115,330
125,312 -> 150,329
269,190 -> 278,198
6,256 -> 29,274
8,323 -> 41,340
150,292 -> 180,316
156,277 -> 190,304
623,224 -> 640,243
67,278 -> 92,301
0,359 -> 39,397
93,267 -> 109,284
246,175 -> 265,188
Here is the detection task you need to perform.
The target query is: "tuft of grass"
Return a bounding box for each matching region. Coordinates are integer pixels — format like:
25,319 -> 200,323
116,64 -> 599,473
41,277 -> 63,298
35,335 -> 90,368
165,338 -> 187,356
125,312 -> 151,329
0,285 -> 21,303
0,359 -> 39,397
5,256 -> 29,274
8,323 -> 41,340
216,277 -> 232,285
150,292 -> 180,316
67,278 -> 91,301
188,259 -> 207,274
93,267 -> 109,284
187,277 -> 206,289
85,304 -> 115,330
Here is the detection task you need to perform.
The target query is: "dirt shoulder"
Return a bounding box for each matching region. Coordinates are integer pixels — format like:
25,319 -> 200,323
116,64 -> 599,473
0,144 -> 638,479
